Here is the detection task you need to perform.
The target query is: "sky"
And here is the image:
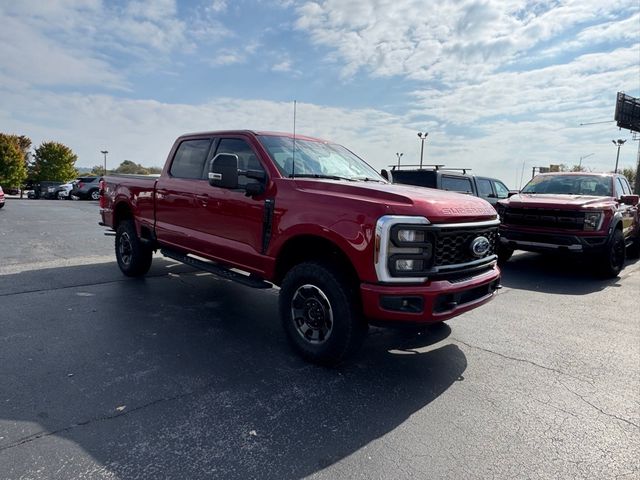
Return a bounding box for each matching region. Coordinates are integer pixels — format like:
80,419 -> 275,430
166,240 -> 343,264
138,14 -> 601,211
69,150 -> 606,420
1,0 -> 639,188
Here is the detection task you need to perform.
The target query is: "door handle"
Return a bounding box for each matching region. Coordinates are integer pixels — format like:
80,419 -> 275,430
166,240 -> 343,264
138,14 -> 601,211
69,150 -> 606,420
196,194 -> 209,205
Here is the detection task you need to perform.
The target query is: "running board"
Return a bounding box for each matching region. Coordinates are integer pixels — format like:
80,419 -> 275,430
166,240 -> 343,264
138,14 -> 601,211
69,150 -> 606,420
160,249 -> 272,289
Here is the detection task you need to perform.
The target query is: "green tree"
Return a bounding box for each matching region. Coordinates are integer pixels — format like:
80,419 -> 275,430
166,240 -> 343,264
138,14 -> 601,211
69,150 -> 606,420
90,165 -> 107,176
621,166 -> 636,189
32,141 -> 78,181
114,160 -> 150,174
0,135 -> 28,187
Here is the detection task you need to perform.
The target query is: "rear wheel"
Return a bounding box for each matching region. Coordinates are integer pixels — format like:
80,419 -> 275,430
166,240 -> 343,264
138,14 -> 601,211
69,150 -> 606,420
115,219 -> 152,277
279,262 -> 367,366
597,229 -> 625,278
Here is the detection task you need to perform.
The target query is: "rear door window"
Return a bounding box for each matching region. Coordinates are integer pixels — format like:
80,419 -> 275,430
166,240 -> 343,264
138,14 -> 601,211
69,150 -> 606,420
441,176 -> 473,193
170,139 -> 212,179
477,178 -> 494,198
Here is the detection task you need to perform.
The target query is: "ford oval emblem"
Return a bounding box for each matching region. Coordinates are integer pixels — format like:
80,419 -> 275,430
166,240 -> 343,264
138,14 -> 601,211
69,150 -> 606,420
470,236 -> 491,258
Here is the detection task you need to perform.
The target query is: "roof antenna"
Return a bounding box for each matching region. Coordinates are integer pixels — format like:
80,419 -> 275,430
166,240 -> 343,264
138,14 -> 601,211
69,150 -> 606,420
290,100 -> 296,178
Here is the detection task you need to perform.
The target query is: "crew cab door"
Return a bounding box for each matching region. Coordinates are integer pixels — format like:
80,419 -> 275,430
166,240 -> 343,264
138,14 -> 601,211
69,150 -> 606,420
155,137 -> 213,249
190,136 -> 269,275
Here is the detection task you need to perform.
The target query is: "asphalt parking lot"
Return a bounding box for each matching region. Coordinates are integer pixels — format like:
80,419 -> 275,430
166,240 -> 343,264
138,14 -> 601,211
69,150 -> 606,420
1,199 -> 638,479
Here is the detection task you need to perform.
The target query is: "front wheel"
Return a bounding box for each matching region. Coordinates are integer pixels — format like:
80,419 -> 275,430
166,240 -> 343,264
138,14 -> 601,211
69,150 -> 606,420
90,189 -> 100,201
115,219 -> 152,277
279,262 -> 367,366
597,229 -> 625,278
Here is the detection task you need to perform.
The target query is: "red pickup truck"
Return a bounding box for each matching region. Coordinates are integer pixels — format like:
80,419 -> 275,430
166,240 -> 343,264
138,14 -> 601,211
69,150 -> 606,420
497,172 -> 640,277
100,130 -> 500,364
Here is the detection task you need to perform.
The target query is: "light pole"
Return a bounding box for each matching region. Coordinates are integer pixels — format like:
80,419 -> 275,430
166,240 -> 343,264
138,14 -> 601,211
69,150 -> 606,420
395,152 -> 403,167
100,150 -> 108,175
611,139 -> 626,173
579,153 -> 594,168
417,132 -> 428,168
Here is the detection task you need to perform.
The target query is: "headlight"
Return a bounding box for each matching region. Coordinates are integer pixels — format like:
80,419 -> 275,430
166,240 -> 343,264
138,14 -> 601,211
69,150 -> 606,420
375,216 -> 432,282
583,212 -> 603,231
396,229 -> 425,243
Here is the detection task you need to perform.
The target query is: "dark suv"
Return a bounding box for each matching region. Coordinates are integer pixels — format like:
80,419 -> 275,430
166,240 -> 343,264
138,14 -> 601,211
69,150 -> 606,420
382,165 -> 511,207
497,172 -> 640,277
71,176 -> 102,200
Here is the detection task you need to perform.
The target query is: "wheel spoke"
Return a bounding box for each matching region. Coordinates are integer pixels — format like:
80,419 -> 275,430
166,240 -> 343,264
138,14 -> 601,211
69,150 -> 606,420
290,283 -> 333,345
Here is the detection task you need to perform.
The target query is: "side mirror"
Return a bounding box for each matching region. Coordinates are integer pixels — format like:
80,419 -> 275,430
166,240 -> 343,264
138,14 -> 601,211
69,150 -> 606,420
209,153 -> 239,188
380,169 -> 392,182
620,194 -> 639,206
507,191 -> 519,198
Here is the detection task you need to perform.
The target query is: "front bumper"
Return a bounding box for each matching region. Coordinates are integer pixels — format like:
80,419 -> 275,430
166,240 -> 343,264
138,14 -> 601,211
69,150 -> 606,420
499,229 -> 608,254
360,264 -> 500,324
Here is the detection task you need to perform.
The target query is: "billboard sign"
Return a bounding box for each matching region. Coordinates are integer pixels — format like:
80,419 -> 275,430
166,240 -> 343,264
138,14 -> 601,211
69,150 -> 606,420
614,92 -> 640,133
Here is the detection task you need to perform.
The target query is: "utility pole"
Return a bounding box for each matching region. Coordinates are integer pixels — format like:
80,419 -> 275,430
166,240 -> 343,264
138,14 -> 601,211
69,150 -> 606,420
100,150 -> 108,175
395,152 -> 403,167
611,139 -> 626,173
417,132 -> 428,169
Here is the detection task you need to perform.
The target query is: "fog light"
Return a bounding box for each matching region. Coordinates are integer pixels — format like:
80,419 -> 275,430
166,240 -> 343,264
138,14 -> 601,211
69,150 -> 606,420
395,259 -> 424,272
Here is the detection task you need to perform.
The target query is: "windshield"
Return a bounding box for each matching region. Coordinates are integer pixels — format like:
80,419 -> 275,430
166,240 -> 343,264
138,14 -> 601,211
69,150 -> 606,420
521,175 -> 612,196
258,135 -> 385,182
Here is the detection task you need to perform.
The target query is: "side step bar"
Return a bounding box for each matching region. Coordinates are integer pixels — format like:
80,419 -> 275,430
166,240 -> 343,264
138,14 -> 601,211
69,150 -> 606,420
160,248 -> 272,289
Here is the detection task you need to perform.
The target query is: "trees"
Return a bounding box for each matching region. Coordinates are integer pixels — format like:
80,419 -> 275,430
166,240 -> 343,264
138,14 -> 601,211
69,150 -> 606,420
0,134 -> 29,188
90,165 -> 106,176
621,167 -> 636,190
113,160 -> 161,175
32,142 -> 78,182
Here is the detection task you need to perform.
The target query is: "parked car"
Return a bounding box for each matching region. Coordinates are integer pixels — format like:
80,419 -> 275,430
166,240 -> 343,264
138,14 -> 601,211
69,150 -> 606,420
55,181 -> 76,199
0,186 -> 5,209
100,130 -> 501,365
497,172 -> 640,277
26,181 -> 65,199
381,165 -> 511,207
71,176 -> 102,200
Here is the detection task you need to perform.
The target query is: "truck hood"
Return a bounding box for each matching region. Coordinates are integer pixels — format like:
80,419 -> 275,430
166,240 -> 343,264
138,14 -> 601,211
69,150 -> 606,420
295,179 -> 497,223
503,193 -> 613,210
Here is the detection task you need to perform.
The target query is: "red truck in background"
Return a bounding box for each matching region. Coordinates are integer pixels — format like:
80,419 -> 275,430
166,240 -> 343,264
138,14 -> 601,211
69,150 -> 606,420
497,172 -> 640,277
100,130 -> 500,365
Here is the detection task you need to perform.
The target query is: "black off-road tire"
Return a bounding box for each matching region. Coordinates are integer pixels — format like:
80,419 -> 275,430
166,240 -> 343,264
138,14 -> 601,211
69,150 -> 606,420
279,262 -> 367,366
597,229 -> 625,278
115,219 -> 153,277
497,244 -> 514,264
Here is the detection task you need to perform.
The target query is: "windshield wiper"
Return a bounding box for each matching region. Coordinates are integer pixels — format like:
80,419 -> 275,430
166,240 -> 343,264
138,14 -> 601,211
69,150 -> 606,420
289,173 -> 356,182
352,176 -> 385,183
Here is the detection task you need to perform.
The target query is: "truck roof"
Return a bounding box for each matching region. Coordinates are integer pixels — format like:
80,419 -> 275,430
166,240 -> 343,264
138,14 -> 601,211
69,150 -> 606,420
535,172 -> 617,178
178,130 -> 328,143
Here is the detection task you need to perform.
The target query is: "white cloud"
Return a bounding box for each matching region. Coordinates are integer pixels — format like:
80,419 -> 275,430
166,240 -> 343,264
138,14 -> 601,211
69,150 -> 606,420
2,87 -> 637,185
272,60 -> 293,72
294,0 -> 638,83
210,0 -> 228,12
